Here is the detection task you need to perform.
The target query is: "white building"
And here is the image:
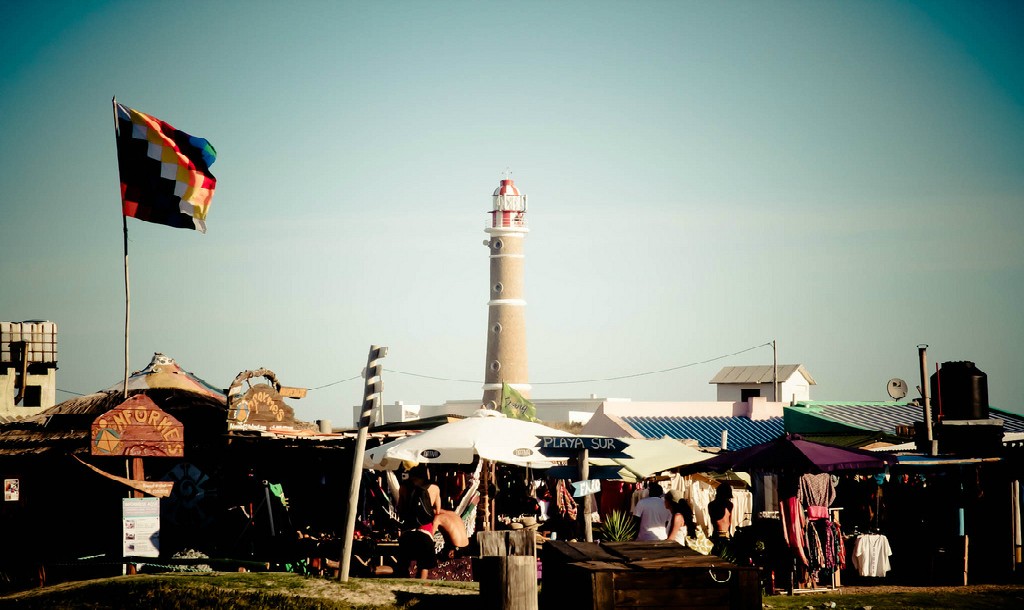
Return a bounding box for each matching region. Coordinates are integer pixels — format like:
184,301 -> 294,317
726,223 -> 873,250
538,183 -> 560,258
709,364 -> 815,403
1,321 -> 58,419
352,364 -> 815,432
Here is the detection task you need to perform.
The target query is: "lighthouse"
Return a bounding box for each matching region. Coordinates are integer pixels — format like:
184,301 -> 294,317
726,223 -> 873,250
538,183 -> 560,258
482,176 -> 529,408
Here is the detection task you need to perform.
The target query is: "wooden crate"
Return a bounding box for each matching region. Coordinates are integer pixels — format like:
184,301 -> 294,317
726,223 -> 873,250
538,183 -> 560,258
541,541 -> 760,610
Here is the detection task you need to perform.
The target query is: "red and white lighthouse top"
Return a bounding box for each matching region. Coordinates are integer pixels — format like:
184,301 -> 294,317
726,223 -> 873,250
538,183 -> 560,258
493,179 -> 520,197
492,178 -> 527,213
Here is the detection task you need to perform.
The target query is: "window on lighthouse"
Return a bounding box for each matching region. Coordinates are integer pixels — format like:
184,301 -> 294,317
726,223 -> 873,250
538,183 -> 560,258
493,283 -> 503,294
493,239 -> 503,250
490,361 -> 501,372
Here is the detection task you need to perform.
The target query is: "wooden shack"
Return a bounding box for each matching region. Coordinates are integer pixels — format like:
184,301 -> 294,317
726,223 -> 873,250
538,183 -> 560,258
541,541 -> 760,610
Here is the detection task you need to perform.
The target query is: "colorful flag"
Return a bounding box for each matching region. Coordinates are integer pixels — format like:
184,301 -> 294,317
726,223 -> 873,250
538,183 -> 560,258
500,382 -> 538,422
114,102 -> 217,232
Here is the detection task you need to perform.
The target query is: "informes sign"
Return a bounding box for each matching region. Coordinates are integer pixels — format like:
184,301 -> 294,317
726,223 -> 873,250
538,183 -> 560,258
92,395 -> 184,457
4,479 -> 18,502
123,497 -> 160,558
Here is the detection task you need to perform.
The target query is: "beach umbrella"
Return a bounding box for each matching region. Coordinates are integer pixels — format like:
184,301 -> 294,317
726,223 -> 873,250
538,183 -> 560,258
589,437 -> 713,482
363,409 -> 573,470
683,434 -> 897,475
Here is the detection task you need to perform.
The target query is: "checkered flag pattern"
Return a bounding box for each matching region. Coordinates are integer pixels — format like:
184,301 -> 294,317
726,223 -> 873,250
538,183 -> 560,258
114,102 -> 217,232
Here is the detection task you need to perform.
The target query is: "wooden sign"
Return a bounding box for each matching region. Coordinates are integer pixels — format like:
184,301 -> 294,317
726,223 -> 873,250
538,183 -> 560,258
228,383 -> 296,426
546,465 -> 623,481
536,436 -> 631,458
572,479 -> 601,498
92,395 -> 184,457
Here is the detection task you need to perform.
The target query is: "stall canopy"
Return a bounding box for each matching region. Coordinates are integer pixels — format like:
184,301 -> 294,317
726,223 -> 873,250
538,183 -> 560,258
589,437 -> 713,482
681,433 -> 898,474
104,352 -> 225,400
363,409 -> 574,470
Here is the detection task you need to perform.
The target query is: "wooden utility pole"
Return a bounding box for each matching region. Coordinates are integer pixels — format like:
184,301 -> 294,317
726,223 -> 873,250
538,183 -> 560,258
580,448 -> 592,542
772,339 -> 778,402
339,345 -> 387,582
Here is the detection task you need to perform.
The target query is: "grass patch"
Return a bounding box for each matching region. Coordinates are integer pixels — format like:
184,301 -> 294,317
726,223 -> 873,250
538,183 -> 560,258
761,587 -> 1024,610
0,573 -> 478,610
3,572 -> 1022,610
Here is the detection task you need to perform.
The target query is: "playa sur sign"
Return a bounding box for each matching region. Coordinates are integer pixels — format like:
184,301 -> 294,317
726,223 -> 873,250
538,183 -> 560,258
91,394 -> 184,457
536,436 -> 630,458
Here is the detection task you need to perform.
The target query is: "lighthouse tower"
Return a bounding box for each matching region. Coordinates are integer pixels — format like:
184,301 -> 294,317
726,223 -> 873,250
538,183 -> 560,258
482,176 -> 529,408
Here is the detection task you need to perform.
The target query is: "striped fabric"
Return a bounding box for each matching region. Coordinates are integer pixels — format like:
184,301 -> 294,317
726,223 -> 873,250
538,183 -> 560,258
114,102 -> 217,232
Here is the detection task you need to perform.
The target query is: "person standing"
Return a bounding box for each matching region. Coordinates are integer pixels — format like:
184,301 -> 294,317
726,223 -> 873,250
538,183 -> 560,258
633,483 -> 672,541
666,489 -> 696,545
397,472 -> 441,579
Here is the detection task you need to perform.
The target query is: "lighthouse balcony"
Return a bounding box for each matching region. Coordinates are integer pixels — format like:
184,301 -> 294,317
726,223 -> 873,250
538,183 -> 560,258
487,211 -> 528,230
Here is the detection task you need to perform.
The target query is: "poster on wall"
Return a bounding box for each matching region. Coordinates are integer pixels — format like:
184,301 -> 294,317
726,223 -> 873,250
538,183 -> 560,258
123,497 -> 160,558
4,479 -> 18,502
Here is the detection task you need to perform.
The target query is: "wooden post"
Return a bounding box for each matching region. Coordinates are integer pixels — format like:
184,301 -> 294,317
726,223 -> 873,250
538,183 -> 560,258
476,530 -> 538,610
580,448 -> 592,542
482,459 -> 491,532
962,534 -> 969,586
339,345 -> 387,582
1011,481 -> 1019,573
131,458 -> 144,499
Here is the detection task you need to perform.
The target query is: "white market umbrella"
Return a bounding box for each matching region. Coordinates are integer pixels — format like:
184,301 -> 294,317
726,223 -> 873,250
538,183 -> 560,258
363,409 -> 574,470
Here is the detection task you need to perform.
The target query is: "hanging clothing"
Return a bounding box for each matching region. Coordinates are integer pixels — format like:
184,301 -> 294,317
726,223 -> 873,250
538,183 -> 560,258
852,534 -> 892,577
555,480 -> 577,521
798,473 -> 836,520
781,496 -> 809,566
599,481 -> 634,518
731,488 -> 753,530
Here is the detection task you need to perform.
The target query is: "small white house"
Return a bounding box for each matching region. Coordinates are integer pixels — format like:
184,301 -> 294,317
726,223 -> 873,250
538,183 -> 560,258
710,364 -> 815,403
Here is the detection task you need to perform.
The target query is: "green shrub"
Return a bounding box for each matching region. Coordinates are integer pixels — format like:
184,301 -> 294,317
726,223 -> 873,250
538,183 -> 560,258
599,510 -> 638,542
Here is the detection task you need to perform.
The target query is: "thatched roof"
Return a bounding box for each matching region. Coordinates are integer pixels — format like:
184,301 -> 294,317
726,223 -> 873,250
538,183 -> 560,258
0,389 -> 228,457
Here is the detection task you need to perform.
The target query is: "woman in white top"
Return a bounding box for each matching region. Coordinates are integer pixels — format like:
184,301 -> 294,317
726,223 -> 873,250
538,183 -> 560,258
666,489 -> 696,545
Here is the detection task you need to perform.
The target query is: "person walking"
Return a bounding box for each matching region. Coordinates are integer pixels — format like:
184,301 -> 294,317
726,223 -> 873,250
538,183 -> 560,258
633,483 -> 672,541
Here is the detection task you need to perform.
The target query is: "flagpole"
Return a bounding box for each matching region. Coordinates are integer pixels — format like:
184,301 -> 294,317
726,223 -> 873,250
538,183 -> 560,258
113,97 -> 130,399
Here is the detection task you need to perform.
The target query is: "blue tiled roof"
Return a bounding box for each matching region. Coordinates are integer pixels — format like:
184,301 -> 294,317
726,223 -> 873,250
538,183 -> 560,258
787,402 -> 1024,434
621,416 -> 785,450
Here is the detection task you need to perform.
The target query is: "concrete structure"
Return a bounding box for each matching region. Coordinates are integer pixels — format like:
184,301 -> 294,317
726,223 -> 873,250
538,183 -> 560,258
710,364 -> 815,403
1,321 -> 58,419
482,176 -> 530,408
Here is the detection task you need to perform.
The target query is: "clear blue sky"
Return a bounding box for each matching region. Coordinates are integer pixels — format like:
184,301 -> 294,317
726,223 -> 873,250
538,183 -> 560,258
2,1 -> 1022,425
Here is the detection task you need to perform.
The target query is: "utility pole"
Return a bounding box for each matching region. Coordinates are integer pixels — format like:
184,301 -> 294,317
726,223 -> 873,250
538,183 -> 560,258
918,344 -> 937,456
339,345 -> 388,582
772,339 -> 779,402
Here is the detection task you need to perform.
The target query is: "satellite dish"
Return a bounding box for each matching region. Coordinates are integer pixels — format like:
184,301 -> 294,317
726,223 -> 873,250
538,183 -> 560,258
887,378 -> 908,400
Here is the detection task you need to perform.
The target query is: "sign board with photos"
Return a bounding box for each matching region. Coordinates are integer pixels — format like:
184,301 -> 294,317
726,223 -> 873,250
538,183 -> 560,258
123,497 -> 160,558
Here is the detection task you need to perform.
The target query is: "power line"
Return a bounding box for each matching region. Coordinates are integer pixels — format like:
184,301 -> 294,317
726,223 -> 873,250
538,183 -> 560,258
54,342 -> 774,396
307,341 -> 774,389
309,375 -> 362,390
531,341 -> 773,385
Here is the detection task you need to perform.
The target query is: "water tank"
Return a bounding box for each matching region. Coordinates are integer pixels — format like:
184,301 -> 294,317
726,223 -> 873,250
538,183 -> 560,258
930,361 -> 988,421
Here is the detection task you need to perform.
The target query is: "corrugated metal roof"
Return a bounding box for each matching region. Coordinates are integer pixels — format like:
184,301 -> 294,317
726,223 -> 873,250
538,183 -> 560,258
621,415 -> 785,450
787,402 -> 1024,434
709,364 -> 816,385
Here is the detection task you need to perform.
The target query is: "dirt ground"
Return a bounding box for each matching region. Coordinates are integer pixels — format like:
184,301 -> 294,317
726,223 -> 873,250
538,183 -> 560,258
293,577 -> 478,607
290,578 -> 1024,607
